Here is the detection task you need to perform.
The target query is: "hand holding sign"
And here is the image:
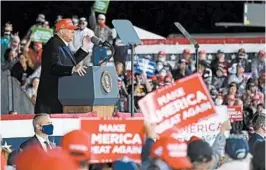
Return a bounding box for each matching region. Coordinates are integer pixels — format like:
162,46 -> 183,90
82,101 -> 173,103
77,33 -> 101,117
138,74 -> 216,137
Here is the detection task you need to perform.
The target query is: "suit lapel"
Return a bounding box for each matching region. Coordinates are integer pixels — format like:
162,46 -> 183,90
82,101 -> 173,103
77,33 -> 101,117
62,46 -> 77,66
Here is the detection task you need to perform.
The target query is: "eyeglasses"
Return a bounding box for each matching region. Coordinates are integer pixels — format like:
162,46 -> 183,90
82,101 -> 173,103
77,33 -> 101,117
98,18 -> 105,20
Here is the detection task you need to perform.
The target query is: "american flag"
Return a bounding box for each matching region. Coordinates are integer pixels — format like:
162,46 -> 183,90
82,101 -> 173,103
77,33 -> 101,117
134,57 -> 156,77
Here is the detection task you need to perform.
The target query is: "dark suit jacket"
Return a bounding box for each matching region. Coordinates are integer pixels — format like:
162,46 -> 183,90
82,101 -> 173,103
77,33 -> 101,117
248,133 -> 265,155
20,135 -> 56,151
35,34 -> 88,114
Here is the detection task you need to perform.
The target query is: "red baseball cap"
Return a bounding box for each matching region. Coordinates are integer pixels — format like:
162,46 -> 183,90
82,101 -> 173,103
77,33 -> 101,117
15,145 -> 47,170
56,18 -> 78,32
151,137 -> 193,169
259,50 -> 265,56
38,148 -> 78,170
61,130 -> 91,161
158,51 -> 166,57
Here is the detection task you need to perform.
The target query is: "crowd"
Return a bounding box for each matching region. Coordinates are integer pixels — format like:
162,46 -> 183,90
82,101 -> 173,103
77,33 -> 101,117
1,113 -> 265,170
1,8 -> 265,170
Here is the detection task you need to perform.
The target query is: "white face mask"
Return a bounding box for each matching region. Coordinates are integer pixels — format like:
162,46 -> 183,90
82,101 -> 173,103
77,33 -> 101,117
215,98 -> 223,106
224,131 -> 230,138
158,57 -> 166,62
157,65 -> 163,72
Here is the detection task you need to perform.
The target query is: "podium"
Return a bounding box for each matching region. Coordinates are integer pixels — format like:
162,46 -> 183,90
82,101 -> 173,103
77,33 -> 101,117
58,66 -> 119,117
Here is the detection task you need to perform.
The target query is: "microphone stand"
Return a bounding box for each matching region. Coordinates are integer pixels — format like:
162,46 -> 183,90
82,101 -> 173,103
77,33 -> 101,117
195,43 -> 200,72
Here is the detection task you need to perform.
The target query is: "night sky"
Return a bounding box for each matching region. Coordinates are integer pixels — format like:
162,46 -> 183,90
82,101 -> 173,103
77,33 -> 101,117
1,1 -> 264,37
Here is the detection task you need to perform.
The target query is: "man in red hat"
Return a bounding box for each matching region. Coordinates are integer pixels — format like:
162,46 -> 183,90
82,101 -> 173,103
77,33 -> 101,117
35,18 -> 92,114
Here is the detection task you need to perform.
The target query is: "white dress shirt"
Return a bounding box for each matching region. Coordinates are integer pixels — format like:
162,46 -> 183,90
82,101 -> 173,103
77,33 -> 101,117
35,134 -> 51,151
69,27 -> 94,53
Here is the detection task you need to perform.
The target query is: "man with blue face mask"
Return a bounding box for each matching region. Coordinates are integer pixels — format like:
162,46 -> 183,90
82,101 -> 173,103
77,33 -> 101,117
20,113 -> 55,151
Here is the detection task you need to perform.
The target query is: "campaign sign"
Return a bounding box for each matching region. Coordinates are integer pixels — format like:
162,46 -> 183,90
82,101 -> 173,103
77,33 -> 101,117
138,73 -> 216,137
228,106 -> 243,121
81,117 -> 144,163
93,0 -> 110,14
31,26 -> 53,43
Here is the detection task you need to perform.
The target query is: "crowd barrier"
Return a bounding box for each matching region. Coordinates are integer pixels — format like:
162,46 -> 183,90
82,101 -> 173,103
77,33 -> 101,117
1,105 -> 230,150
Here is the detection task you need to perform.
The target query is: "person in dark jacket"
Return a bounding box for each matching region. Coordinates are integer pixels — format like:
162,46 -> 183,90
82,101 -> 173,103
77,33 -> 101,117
20,114 -> 56,151
248,114 -> 265,155
231,48 -> 250,72
11,53 -> 34,85
35,19 -> 91,114
172,59 -> 192,80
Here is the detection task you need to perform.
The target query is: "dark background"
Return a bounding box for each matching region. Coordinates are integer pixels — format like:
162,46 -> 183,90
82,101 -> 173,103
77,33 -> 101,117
1,1 -> 265,37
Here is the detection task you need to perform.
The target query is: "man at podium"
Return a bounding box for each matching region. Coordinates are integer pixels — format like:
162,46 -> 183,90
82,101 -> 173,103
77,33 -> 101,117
35,19 -> 92,114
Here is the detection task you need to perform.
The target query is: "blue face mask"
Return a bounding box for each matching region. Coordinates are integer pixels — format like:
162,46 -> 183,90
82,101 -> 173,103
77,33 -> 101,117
42,124 -> 54,135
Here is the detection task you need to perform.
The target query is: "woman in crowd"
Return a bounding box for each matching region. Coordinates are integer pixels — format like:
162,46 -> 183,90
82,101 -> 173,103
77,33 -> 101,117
10,53 -> 34,85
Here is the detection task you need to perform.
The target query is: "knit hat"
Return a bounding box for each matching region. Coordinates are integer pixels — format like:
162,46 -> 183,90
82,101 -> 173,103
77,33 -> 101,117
225,134 -> 249,160
112,157 -> 138,170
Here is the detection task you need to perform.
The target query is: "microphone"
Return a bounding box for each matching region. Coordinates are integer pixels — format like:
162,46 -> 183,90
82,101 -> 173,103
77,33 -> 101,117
90,36 -> 103,46
90,36 -> 115,66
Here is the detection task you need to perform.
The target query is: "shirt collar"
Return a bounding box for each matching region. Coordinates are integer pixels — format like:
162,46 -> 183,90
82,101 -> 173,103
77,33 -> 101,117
35,134 -> 48,143
57,34 -> 68,46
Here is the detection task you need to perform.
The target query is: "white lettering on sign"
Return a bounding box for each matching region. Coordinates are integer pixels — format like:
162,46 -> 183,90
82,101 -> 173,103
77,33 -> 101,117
157,88 -> 186,106
99,124 -> 126,132
154,91 -> 208,123
155,114 -> 181,134
91,133 -> 142,145
112,145 -> 142,154
91,145 -> 111,154
182,102 -> 212,120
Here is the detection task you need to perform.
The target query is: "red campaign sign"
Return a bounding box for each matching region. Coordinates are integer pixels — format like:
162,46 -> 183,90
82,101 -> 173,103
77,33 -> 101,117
81,117 -> 145,164
138,73 -> 216,137
228,106 -> 243,121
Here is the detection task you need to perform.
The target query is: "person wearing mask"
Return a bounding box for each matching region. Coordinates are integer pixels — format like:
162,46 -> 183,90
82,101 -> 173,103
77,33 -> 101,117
35,19 -> 91,114
1,22 -> 13,63
242,80 -> 264,108
248,115 -> 265,155
199,50 -> 207,61
172,59 -> 191,80
89,8 -> 113,44
215,94 -> 224,106
181,48 -> 195,73
231,48 -> 250,72
11,53 -> 34,85
19,113 -> 56,151
157,51 -> 172,72
228,64 -> 247,95
216,134 -> 251,170
61,130 -> 91,170
210,50 -> 229,73
251,50 -> 265,79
